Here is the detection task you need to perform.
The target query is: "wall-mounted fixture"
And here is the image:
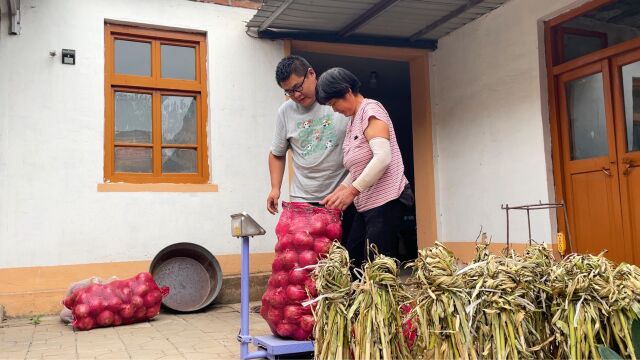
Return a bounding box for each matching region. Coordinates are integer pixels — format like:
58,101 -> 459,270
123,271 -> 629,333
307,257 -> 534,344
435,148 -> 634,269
369,71 -> 378,89
62,49 -> 76,65
8,0 -> 21,35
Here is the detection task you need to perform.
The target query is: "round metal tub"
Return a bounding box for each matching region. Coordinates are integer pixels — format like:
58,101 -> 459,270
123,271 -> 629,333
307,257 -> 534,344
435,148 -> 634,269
150,243 -> 223,312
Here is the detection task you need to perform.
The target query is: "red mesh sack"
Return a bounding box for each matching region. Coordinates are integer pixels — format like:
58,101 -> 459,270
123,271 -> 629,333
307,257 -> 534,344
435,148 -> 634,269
261,202 -> 342,340
63,272 -> 169,331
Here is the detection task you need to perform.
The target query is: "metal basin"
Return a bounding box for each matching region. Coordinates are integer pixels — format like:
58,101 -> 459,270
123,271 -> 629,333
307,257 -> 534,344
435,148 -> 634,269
150,242 -> 223,312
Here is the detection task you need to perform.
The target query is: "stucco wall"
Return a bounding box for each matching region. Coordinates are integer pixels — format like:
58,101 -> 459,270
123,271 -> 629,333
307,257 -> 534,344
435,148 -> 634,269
0,0 -> 285,268
430,0 -> 590,244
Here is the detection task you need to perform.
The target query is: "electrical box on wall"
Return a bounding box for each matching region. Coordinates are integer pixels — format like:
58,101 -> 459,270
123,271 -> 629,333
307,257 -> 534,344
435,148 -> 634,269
61,49 -> 75,65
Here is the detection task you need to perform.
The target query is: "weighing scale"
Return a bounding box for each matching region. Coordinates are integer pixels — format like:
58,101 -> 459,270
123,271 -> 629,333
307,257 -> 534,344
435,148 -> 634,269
231,212 -> 315,360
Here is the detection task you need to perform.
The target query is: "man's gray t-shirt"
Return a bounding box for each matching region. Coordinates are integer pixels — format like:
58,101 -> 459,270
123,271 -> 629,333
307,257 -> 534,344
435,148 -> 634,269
271,100 -> 349,202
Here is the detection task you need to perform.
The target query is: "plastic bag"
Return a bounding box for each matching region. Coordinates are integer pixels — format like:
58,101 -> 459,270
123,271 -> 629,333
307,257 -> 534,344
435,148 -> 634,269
260,202 -> 342,340
62,272 -> 169,331
60,276 -> 118,323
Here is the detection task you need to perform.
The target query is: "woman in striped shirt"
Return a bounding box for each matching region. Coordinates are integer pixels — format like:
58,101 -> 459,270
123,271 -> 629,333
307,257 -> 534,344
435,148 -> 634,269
317,67 -> 414,268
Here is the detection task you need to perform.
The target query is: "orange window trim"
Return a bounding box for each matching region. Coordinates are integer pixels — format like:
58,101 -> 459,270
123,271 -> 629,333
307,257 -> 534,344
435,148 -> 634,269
104,24 -> 210,184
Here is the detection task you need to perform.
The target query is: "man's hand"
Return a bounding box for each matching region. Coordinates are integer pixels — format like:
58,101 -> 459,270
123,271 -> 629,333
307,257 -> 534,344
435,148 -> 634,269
320,185 -> 358,211
267,188 -> 281,214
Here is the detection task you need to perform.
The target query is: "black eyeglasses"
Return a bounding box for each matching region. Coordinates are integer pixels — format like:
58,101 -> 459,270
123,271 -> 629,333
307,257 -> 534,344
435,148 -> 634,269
283,68 -> 310,97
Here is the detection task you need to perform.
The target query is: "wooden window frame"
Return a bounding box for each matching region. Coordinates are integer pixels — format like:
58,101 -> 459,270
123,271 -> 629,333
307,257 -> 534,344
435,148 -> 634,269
104,24 -> 209,184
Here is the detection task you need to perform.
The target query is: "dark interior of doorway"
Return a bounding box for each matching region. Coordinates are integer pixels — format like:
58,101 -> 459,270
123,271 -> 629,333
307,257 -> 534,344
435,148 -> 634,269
297,50 -> 418,262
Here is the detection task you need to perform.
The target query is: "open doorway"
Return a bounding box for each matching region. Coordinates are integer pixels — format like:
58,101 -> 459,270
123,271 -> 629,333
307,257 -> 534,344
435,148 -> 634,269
297,51 -> 418,262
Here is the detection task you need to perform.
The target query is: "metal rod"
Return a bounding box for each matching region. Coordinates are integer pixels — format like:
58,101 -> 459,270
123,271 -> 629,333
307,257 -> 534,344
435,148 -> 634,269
338,0 -> 401,37
409,0 -> 485,41
240,236 -> 251,360
562,201 -> 575,254
245,350 -> 269,359
258,0 -> 295,32
527,209 -> 532,245
505,205 -> 510,249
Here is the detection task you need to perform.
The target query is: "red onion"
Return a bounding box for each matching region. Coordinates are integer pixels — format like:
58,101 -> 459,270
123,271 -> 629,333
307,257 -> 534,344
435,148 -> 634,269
304,277 -> 317,298
88,298 -> 106,316
144,290 -> 162,308
75,316 -> 95,331
96,310 -> 115,327
267,307 -> 284,324
292,327 -> 311,341
276,323 -> 297,337
112,314 -> 123,326
286,285 -> 307,302
313,236 -> 333,255
106,296 -> 123,312
135,272 -> 154,284
283,304 -> 304,323
280,250 -> 298,270
274,271 -> 289,288
293,232 -> 314,250
275,234 -> 294,253
298,250 -> 318,268
120,304 -> 134,319
325,223 -> 342,241
288,268 -> 309,285
275,217 -> 291,237
73,304 -> 90,319
309,214 -> 327,236
134,306 -> 147,319
145,304 -> 161,318
300,314 -> 314,332
269,288 -> 287,308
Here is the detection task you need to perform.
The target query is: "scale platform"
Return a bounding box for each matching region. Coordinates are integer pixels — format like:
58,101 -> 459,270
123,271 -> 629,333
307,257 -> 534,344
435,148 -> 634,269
253,335 -> 314,359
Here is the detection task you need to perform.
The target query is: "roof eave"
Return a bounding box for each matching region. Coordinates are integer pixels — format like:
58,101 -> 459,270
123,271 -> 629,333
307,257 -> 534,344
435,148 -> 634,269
251,28 -> 438,50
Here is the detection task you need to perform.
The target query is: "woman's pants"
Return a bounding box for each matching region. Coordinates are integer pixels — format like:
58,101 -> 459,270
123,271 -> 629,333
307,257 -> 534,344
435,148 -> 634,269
344,198 -> 406,270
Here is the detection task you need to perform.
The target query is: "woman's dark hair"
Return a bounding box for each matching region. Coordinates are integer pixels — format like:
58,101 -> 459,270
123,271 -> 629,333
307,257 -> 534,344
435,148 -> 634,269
316,67 -> 361,105
275,55 -> 311,85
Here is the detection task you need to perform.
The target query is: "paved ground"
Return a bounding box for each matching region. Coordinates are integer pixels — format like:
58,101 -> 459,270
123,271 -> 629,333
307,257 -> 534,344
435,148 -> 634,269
0,303 -> 273,360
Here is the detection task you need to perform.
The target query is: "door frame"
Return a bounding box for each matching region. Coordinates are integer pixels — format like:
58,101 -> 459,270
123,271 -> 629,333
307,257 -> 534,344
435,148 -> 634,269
284,40 -> 438,250
611,48 -> 640,262
544,0 -> 640,254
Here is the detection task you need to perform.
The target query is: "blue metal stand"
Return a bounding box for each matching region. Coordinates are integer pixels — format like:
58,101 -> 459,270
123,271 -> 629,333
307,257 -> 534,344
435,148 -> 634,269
237,235 -> 314,360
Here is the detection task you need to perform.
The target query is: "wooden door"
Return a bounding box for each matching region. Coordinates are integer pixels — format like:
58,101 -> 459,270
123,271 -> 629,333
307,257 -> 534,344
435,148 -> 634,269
558,60 -> 628,263
612,49 -> 640,263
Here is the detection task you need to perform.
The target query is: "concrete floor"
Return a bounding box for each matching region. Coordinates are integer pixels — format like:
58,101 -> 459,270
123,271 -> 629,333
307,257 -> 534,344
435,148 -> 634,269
0,302 -> 273,360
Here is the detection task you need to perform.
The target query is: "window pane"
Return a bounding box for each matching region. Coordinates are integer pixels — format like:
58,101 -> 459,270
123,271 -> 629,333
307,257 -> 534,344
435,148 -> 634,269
161,45 -> 195,80
162,148 -> 197,173
162,96 -> 197,144
115,40 -> 151,76
115,147 -> 152,173
115,92 -> 152,143
566,72 -> 608,160
563,33 -> 605,63
622,61 -> 640,153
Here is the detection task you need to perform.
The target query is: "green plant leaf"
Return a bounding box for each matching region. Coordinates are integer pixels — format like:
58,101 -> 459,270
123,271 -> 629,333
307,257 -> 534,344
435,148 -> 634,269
598,345 -> 624,360
632,318 -> 640,359
30,315 -> 42,325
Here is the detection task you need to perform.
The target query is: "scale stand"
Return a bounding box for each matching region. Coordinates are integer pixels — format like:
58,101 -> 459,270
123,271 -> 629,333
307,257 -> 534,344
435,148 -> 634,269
500,201 -> 574,253
231,212 -> 315,360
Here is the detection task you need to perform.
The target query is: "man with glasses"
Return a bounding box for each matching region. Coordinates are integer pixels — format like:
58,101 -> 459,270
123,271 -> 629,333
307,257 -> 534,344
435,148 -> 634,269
267,56 -> 353,235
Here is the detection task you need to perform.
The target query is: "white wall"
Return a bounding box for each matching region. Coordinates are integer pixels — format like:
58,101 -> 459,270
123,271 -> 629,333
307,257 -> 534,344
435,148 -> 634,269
430,0 -> 589,244
0,0 -> 286,268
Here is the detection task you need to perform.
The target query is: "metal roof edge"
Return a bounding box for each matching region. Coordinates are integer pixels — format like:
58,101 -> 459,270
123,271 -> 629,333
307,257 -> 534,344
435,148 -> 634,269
251,28 -> 438,50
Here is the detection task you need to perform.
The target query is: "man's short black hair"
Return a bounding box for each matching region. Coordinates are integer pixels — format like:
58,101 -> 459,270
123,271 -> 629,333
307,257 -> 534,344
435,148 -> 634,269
275,55 -> 311,85
316,67 -> 361,105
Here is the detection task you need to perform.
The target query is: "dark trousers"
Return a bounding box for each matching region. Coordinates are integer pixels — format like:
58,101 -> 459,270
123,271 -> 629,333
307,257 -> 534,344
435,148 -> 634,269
345,198 -> 405,270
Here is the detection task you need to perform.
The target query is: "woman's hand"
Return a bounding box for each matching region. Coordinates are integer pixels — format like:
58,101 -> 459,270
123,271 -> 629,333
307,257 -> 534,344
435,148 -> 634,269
320,185 -> 359,211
